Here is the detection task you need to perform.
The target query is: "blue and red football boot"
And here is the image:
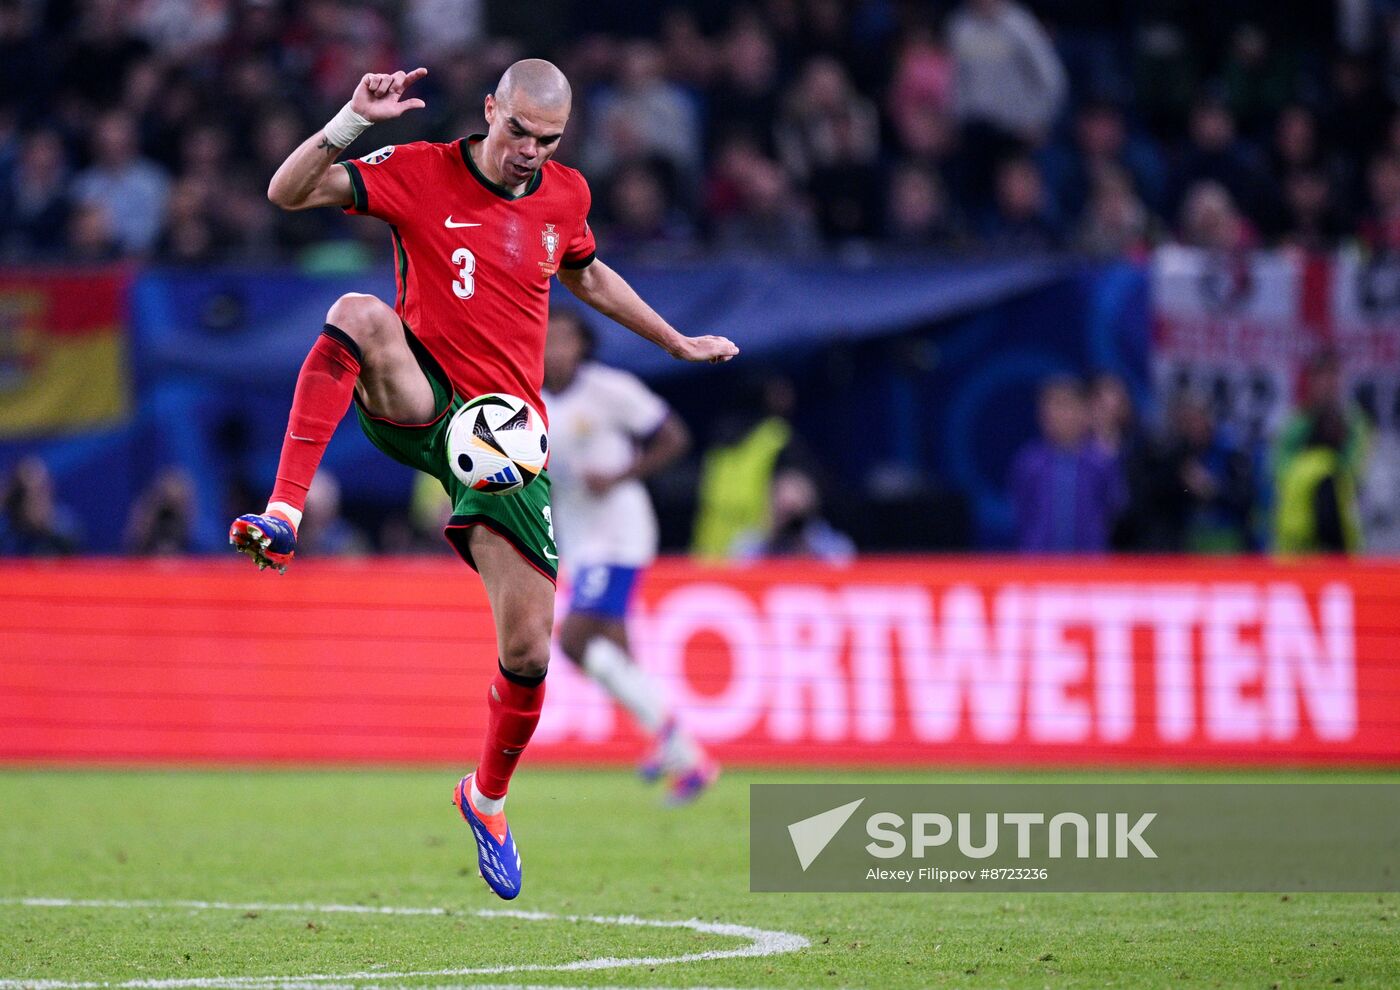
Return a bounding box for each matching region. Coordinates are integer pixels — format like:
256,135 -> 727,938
453,773 -> 523,900
228,511 -> 298,573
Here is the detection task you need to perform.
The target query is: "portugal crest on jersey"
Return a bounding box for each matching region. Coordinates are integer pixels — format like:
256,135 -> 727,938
541,223 -> 559,263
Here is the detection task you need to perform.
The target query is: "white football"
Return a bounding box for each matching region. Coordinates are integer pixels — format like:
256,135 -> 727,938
445,393 -> 548,495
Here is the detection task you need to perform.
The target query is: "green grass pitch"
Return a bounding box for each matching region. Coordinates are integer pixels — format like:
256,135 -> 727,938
1,768 -> 1397,989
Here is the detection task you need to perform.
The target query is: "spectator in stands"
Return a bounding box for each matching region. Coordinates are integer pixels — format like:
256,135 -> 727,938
403,0 -> 485,64
156,176 -> 228,264
1270,104 -> 1329,178
776,56 -> 881,242
692,375 -> 799,561
1009,375 -> 1124,553
601,160 -> 697,257
705,134 -> 820,256
981,156 -> 1062,251
1087,373 -> 1164,551
706,17 -> 780,155
885,25 -> 956,160
125,466 -> 196,555
0,0 -> 49,117
1040,100 -> 1167,221
1151,391 -> 1258,552
777,57 -> 880,178
1274,349 -> 1369,485
657,8 -> 715,89
1220,23 -> 1293,138
129,0 -> 230,59
1326,54 -> 1392,166
733,466 -> 855,564
1358,152 -> 1400,251
583,40 -> 702,183
0,128 -> 71,260
67,201 -> 122,261
1274,406 -> 1363,554
0,457 -> 81,556
1087,372 -> 1136,461
1075,164 -> 1156,258
71,110 -> 170,256
57,0 -> 153,110
1274,167 -> 1349,251
1356,400 -> 1400,554
1178,180 -> 1256,251
948,0 -> 1067,147
886,161 -> 964,250
1168,98 -> 1271,228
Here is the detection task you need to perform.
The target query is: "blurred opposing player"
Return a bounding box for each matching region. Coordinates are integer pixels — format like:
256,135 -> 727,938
228,62 -> 738,899
542,310 -> 718,804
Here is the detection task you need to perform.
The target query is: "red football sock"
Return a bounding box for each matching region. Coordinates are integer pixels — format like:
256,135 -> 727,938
268,326 -> 362,515
474,663 -> 547,800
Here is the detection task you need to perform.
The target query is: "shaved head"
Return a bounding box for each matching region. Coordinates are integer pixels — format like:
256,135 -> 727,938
476,59 -> 572,193
495,59 -> 572,114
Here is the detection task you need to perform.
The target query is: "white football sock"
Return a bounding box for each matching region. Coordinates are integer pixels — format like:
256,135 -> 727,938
470,775 -> 505,816
662,722 -> 701,772
265,501 -> 303,530
581,636 -> 668,733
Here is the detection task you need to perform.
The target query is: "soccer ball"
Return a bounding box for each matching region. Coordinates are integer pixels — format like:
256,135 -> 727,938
445,393 -> 548,494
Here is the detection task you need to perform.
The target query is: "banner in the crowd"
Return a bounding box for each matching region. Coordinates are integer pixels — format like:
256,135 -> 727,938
2,557 -> 1396,765
1152,246 -> 1400,436
1152,246 -> 1400,550
1150,246 -> 1320,446
0,270 -> 130,437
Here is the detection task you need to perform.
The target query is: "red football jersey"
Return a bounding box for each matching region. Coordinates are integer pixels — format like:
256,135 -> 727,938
340,136 -> 596,422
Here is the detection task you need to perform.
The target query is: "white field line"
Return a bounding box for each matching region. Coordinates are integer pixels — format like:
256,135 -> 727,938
0,898 -> 810,990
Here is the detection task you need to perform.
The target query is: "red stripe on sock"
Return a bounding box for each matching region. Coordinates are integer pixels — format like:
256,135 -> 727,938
268,332 -> 361,513
474,670 -> 546,800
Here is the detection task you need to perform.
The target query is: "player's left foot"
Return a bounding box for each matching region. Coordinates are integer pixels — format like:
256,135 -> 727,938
666,757 -> 720,807
453,773 -> 522,900
637,718 -> 678,784
229,511 -> 298,574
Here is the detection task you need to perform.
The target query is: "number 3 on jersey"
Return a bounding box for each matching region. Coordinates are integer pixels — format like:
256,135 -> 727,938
451,247 -> 476,299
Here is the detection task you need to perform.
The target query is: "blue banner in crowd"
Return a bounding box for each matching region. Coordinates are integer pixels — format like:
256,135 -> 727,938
0,257 -> 1149,553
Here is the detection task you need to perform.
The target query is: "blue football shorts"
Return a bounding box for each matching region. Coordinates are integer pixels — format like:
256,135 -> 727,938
567,563 -> 641,620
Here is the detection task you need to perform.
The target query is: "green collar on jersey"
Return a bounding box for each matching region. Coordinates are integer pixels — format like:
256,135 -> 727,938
460,135 -> 543,200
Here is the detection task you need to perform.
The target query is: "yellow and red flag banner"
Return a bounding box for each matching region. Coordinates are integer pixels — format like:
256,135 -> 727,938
0,270 -> 130,437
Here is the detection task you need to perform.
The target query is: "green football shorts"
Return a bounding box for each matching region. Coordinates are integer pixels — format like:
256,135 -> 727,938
353,326 -> 558,582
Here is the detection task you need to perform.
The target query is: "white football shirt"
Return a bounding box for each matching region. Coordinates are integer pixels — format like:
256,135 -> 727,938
543,362 -> 670,568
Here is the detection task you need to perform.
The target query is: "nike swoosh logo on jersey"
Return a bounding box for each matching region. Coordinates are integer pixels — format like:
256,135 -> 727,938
543,549 -> 558,560
444,217 -> 482,228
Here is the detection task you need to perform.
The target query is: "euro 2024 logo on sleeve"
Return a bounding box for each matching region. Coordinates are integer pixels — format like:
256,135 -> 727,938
360,146 -> 395,165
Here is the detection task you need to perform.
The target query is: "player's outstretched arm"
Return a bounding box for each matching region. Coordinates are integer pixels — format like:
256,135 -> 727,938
267,68 -> 429,211
558,260 -> 739,364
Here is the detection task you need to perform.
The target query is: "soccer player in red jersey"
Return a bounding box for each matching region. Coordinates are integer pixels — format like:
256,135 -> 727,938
228,61 -> 738,899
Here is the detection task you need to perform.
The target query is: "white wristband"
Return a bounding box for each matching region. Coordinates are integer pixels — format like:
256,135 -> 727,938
323,101 -> 372,149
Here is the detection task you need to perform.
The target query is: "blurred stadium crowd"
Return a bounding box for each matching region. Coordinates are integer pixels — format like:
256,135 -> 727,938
1,0 -> 1395,559
0,0 -> 1393,263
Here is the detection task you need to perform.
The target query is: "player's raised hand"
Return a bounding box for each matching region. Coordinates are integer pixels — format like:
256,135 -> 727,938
350,67 -> 429,123
672,334 -> 740,364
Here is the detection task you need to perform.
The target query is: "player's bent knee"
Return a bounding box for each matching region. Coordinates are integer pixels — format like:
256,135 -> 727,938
499,636 -> 550,680
325,293 -> 396,347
